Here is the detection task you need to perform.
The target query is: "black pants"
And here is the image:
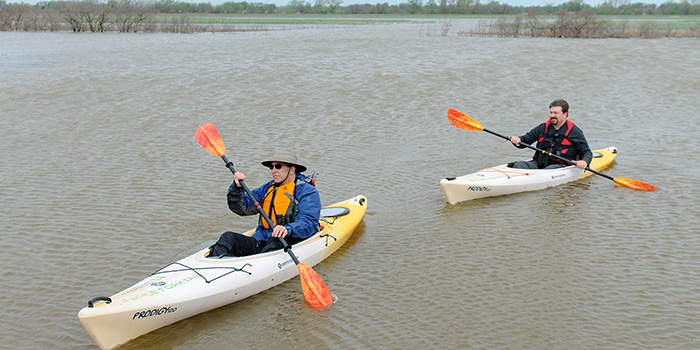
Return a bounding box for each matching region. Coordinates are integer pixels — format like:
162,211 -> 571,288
209,231 -> 302,258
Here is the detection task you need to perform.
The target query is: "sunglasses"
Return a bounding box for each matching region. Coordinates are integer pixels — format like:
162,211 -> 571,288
268,163 -> 288,170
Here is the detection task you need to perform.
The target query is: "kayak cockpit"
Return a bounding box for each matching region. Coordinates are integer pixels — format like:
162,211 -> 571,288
203,205 -> 353,259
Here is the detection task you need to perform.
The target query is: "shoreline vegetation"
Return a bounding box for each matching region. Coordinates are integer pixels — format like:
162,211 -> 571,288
1,0 -> 699,37
469,11 -> 700,37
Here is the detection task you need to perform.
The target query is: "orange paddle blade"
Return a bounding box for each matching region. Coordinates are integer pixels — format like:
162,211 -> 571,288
613,177 -> 659,191
195,123 -> 225,157
298,263 -> 333,308
448,109 -> 484,132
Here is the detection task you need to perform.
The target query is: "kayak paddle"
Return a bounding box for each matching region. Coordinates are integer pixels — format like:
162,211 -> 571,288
194,122 -> 334,309
447,109 -> 658,191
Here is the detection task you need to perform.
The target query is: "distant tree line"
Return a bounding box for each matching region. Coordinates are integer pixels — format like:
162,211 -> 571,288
2,0 -> 700,17
1,0 -> 699,32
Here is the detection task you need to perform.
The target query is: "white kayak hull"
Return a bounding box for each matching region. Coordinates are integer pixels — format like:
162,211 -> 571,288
78,195 -> 367,349
440,147 -> 618,204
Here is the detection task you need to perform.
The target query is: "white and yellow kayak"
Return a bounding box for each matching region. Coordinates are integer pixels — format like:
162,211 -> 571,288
440,147 -> 618,204
78,195 -> 367,350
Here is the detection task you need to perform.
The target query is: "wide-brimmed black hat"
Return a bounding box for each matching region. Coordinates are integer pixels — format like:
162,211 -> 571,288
261,151 -> 307,173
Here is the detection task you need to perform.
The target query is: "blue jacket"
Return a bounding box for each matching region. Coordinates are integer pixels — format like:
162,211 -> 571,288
227,174 -> 321,242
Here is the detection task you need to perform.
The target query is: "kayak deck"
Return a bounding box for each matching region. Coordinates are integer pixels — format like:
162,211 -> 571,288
78,195 -> 367,350
440,147 -> 617,204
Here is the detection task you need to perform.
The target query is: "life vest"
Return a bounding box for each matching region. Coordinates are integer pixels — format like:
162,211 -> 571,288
259,181 -> 298,229
535,120 -> 577,166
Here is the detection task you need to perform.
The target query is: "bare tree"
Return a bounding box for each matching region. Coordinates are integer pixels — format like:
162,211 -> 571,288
112,0 -> 150,32
58,0 -> 109,32
59,1 -> 86,32
0,4 -> 30,31
493,16 -> 510,36
0,5 -> 16,30
20,6 -> 40,31
42,3 -> 66,31
549,10 -> 572,37
525,8 -> 541,37
78,0 -> 109,32
440,19 -> 452,36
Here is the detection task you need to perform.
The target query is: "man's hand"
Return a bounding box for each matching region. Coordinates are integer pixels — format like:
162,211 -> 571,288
573,160 -> 588,169
233,172 -> 246,187
271,225 -> 288,239
510,136 -> 521,146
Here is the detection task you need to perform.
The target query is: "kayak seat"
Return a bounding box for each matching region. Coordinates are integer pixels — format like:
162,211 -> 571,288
320,207 -> 349,225
321,207 -> 349,217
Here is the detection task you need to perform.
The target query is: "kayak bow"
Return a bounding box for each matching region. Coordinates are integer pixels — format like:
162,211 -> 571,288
78,195 -> 367,350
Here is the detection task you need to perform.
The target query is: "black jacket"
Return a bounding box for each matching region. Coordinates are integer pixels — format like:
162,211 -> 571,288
517,120 -> 593,167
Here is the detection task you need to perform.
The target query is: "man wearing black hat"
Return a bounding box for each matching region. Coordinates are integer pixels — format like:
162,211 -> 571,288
208,150 -> 321,257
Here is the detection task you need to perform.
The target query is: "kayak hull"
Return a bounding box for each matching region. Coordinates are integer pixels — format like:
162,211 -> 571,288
78,195 -> 367,350
440,147 -> 617,204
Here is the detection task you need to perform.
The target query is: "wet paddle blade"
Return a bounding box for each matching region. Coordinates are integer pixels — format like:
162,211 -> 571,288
195,123 -> 225,157
448,109 -> 485,132
298,263 -> 333,308
613,177 -> 659,191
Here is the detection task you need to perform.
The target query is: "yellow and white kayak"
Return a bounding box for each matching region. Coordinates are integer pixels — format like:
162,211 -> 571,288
78,195 -> 367,350
440,147 -> 618,204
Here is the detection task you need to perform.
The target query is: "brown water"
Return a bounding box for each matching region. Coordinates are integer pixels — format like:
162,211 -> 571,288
2,22 -> 699,349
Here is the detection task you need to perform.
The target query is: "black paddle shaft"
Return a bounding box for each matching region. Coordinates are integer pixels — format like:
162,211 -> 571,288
220,155 -> 301,265
483,128 -> 614,181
